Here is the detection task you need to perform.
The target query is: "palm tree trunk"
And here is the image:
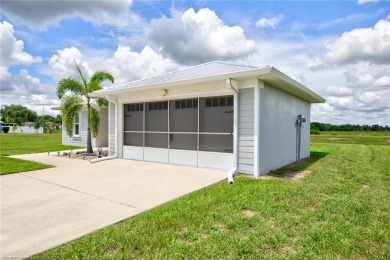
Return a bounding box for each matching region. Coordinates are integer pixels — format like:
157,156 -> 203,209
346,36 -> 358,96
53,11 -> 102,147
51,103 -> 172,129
86,103 -> 93,154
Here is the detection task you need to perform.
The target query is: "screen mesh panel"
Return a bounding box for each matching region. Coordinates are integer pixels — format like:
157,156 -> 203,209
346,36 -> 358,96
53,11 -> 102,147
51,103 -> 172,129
124,132 -> 143,146
145,133 -> 168,148
169,134 -> 197,150
145,102 -> 168,131
199,134 -> 233,153
124,104 -> 144,131
124,97 -> 233,154
199,96 -> 233,133
169,99 -> 198,132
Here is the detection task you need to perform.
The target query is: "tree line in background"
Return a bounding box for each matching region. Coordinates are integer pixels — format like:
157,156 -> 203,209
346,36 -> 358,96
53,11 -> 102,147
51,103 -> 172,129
0,104 -> 62,133
311,122 -> 390,133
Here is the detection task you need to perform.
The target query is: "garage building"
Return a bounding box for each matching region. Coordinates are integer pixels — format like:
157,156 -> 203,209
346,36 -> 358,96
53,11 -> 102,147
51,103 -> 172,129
89,61 -> 325,177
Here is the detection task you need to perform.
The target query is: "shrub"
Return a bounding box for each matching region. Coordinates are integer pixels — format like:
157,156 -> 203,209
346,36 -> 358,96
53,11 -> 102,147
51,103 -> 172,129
2,126 -> 10,133
310,129 -> 320,135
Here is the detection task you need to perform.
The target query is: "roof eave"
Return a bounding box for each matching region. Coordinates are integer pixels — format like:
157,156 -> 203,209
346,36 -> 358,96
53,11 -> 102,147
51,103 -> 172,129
89,67 -> 272,98
90,66 -> 325,104
263,67 -> 326,103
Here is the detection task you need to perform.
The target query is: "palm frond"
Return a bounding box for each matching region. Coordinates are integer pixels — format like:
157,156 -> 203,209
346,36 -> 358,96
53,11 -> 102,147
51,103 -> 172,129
90,71 -> 114,84
89,107 -> 100,138
60,95 -> 83,137
74,60 -> 88,88
57,79 -> 85,99
87,80 -> 102,94
96,98 -> 109,107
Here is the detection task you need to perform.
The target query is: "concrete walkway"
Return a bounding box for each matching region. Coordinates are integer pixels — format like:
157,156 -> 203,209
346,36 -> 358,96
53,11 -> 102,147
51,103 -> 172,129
1,153 -> 227,258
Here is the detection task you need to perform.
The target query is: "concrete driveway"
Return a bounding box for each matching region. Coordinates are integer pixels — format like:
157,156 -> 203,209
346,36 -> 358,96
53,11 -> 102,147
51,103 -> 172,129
1,153 -> 227,258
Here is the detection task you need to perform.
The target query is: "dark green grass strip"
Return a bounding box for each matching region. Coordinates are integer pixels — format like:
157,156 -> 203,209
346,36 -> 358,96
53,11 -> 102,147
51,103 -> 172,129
0,156 -> 53,175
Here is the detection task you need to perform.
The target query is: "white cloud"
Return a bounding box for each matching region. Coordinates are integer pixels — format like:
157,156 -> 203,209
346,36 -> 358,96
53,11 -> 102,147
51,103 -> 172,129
105,45 -> 178,84
1,0 -> 134,29
344,63 -> 390,90
357,0 -> 380,5
0,21 -> 41,68
324,19 -> 390,65
355,90 -> 384,103
256,17 -> 281,28
0,67 -> 58,114
48,47 -> 93,82
149,8 -> 256,64
49,45 -> 178,85
324,85 -> 354,97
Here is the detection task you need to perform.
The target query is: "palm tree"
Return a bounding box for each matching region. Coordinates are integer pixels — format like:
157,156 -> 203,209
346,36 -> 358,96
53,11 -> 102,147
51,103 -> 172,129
57,62 -> 114,154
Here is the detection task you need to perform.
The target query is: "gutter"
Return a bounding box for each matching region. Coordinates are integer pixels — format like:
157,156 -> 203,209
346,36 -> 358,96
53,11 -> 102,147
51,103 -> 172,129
226,78 -> 239,184
105,94 -> 118,157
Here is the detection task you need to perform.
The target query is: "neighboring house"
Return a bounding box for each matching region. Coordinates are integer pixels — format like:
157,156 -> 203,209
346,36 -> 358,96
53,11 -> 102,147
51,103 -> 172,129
87,61 -> 325,177
57,106 -> 109,148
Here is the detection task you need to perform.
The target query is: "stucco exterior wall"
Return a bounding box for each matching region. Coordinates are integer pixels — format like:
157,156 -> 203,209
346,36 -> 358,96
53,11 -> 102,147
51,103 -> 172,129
259,83 -> 311,175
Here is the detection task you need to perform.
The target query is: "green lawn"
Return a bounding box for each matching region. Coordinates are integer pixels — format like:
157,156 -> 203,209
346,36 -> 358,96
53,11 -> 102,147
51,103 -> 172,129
0,133 -> 81,175
0,156 -> 54,175
33,139 -> 390,258
0,133 -> 79,156
311,131 -> 390,145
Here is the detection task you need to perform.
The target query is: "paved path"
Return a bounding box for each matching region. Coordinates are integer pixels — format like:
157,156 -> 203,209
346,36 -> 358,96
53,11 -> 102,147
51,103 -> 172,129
1,153 -> 227,258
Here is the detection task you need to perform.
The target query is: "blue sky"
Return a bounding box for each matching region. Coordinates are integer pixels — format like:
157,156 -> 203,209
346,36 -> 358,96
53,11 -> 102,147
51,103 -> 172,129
1,0 -> 389,125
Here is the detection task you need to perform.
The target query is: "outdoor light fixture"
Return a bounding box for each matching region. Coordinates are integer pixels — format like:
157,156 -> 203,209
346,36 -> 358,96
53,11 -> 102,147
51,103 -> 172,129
161,89 -> 168,97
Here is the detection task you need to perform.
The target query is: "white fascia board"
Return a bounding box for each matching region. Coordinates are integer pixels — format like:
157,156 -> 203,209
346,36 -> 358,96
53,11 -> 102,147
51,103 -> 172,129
90,66 -> 325,104
266,67 -> 326,103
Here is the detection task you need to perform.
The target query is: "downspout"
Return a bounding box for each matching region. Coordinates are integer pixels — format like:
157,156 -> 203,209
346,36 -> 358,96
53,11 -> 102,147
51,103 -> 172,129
105,94 -> 118,158
90,155 -> 117,164
226,78 -> 239,184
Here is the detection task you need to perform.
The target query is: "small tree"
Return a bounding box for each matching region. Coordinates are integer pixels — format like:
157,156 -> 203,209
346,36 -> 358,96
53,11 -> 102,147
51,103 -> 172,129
11,124 -> 17,133
57,62 -> 114,153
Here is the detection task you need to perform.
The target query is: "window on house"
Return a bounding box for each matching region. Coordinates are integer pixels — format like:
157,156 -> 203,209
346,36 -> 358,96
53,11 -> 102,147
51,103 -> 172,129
174,99 -> 198,110
74,113 -> 80,136
205,96 -> 233,108
148,102 -> 168,111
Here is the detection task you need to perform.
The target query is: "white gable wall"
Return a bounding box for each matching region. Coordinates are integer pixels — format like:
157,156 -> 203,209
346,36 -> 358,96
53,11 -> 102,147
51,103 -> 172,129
62,107 -> 109,149
259,83 -> 311,175
62,108 -> 88,147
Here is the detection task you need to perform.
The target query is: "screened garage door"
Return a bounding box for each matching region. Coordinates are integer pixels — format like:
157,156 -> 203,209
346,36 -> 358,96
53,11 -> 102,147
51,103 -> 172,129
123,96 -> 234,170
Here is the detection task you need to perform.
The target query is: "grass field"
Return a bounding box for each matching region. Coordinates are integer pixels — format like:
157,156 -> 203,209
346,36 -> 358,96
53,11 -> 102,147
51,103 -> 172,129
33,133 -> 390,259
0,133 -> 79,156
0,133 -> 81,175
311,131 -> 390,145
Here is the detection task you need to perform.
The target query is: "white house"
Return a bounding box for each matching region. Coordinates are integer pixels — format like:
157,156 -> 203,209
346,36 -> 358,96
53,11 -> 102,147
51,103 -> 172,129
61,107 -> 108,148
66,61 -> 325,178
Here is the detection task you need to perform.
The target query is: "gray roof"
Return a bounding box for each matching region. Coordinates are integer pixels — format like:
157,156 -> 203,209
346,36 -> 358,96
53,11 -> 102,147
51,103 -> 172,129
92,61 -> 325,103
101,61 -> 259,92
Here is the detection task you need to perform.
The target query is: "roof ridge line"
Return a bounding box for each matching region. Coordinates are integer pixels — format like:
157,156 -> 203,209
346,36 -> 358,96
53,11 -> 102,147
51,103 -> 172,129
106,61 -> 259,90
